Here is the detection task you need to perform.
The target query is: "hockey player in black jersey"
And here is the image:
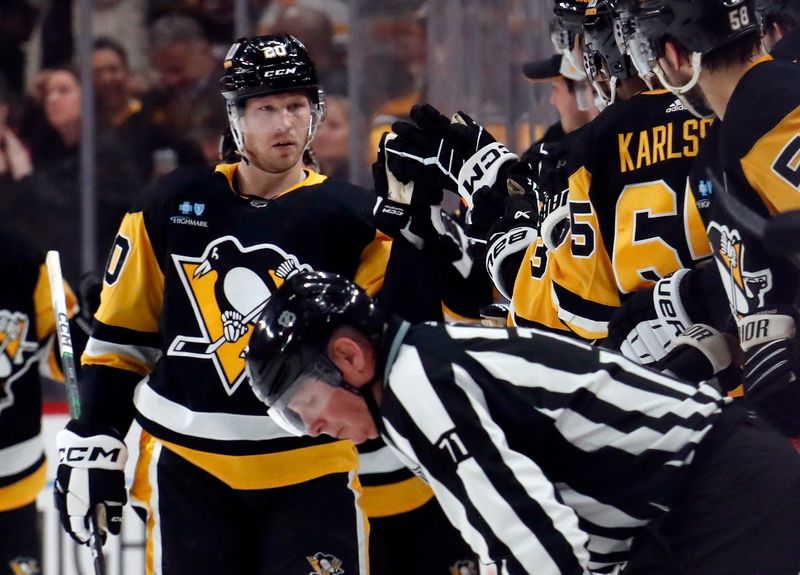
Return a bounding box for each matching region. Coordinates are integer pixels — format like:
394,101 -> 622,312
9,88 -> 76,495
248,270 -> 800,575
618,0 -> 800,438
757,0 -> 800,59
54,33 -> 479,574
381,0 -> 712,340
0,231 -> 80,575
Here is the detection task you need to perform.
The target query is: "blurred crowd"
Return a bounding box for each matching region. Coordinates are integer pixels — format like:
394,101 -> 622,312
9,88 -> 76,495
0,0 -> 433,285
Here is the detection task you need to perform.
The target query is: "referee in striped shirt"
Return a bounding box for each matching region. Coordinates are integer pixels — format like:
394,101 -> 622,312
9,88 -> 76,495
246,271 -> 800,575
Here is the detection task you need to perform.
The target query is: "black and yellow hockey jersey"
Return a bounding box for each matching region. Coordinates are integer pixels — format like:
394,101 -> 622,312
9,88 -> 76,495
514,90 -> 713,339
0,230 -> 76,511
81,164 -> 439,515
82,165 -> 391,488
707,56 -> 800,320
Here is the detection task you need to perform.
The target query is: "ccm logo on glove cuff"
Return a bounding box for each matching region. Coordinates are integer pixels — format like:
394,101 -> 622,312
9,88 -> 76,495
56,429 -> 128,470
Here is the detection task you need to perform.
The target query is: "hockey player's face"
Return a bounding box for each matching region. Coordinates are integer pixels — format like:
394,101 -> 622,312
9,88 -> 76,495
241,92 -> 312,173
287,378 -> 378,444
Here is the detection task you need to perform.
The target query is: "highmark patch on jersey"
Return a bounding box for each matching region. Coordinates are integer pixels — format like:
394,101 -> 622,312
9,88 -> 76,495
167,235 -> 312,395
0,310 -> 39,412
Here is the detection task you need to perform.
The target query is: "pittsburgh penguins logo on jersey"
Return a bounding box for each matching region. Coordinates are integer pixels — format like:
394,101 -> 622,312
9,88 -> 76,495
707,222 -> 773,318
306,552 -> 344,575
9,556 -> 40,575
167,236 -> 312,395
0,310 -> 39,412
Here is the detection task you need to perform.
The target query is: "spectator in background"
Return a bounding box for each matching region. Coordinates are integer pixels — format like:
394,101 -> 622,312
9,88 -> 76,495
311,94 -> 349,179
93,36 -> 203,181
145,14 -> 228,164
268,4 -> 348,94
16,67 -> 142,283
0,78 -> 34,224
258,0 -> 350,47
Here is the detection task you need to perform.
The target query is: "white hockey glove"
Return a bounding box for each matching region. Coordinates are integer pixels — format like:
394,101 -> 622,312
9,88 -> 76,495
539,187 -> 571,252
385,104 -> 518,205
605,269 -> 693,365
55,420 -> 128,545
485,194 -> 539,300
657,324 -> 740,392
739,311 -> 800,437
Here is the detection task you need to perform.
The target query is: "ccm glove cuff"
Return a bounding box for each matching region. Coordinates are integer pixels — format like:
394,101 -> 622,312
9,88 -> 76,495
55,421 -> 128,545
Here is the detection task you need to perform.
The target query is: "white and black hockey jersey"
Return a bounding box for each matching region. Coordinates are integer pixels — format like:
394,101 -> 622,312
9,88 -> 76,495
377,321 -> 730,574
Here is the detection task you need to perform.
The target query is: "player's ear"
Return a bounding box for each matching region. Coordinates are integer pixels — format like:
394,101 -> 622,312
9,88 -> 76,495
661,39 -> 689,73
328,333 -> 367,379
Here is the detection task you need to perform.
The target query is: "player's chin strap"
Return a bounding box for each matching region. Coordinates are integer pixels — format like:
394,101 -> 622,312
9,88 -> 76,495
653,52 -> 712,118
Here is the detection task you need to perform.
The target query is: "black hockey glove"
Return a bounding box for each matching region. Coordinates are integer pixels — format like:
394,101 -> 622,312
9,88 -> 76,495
466,160 -> 538,242
657,323 -> 741,392
55,420 -> 128,545
373,132 -> 474,277
385,104 -> 518,204
485,194 -> 539,300
373,131 -> 441,250
739,311 -> 800,437
604,269 -> 694,365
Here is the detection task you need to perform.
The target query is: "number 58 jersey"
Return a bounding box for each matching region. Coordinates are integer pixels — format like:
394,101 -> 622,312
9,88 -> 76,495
516,90 -> 713,339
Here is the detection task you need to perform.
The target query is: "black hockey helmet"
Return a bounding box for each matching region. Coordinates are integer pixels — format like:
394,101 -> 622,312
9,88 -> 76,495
631,0 -> 759,57
582,0 -> 637,104
220,34 -> 322,104
554,0 -> 590,33
246,271 -> 384,435
624,0 -> 758,115
220,34 -> 326,156
755,0 -> 800,27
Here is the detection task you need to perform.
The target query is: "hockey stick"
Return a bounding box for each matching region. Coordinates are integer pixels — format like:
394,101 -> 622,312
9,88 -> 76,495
169,300 -> 268,357
46,251 -> 107,575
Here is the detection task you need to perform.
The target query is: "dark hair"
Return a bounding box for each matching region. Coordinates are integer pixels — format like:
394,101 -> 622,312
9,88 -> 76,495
93,37 -> 130,68
699,32 -> 763,73
564,77 -> 576,94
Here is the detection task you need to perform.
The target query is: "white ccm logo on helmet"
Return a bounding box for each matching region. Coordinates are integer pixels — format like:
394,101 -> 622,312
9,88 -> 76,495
263,67 -> 297,77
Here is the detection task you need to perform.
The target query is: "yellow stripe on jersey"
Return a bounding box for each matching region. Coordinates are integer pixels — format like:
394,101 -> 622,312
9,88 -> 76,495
156,437 -> 359,489
0,460 -> 46,511
359,476 -> 435,518
94,212 -> 164,333
740,103 -> 800,215
509,238 -> 569,331
355,231 -> 392,297
81,351 -> 154,376
442,303 -> 481,324
129,431 -> 158,575
214,163 -> 328,198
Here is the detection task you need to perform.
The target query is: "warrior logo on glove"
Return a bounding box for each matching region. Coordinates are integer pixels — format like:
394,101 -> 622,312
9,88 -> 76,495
166,236 -> 311,395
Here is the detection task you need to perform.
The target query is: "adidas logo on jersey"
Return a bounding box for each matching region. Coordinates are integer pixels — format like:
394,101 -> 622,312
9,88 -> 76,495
665,99 -> 685,113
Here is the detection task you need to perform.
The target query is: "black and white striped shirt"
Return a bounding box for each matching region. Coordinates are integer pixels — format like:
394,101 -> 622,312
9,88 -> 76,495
378,321 -> 730,575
